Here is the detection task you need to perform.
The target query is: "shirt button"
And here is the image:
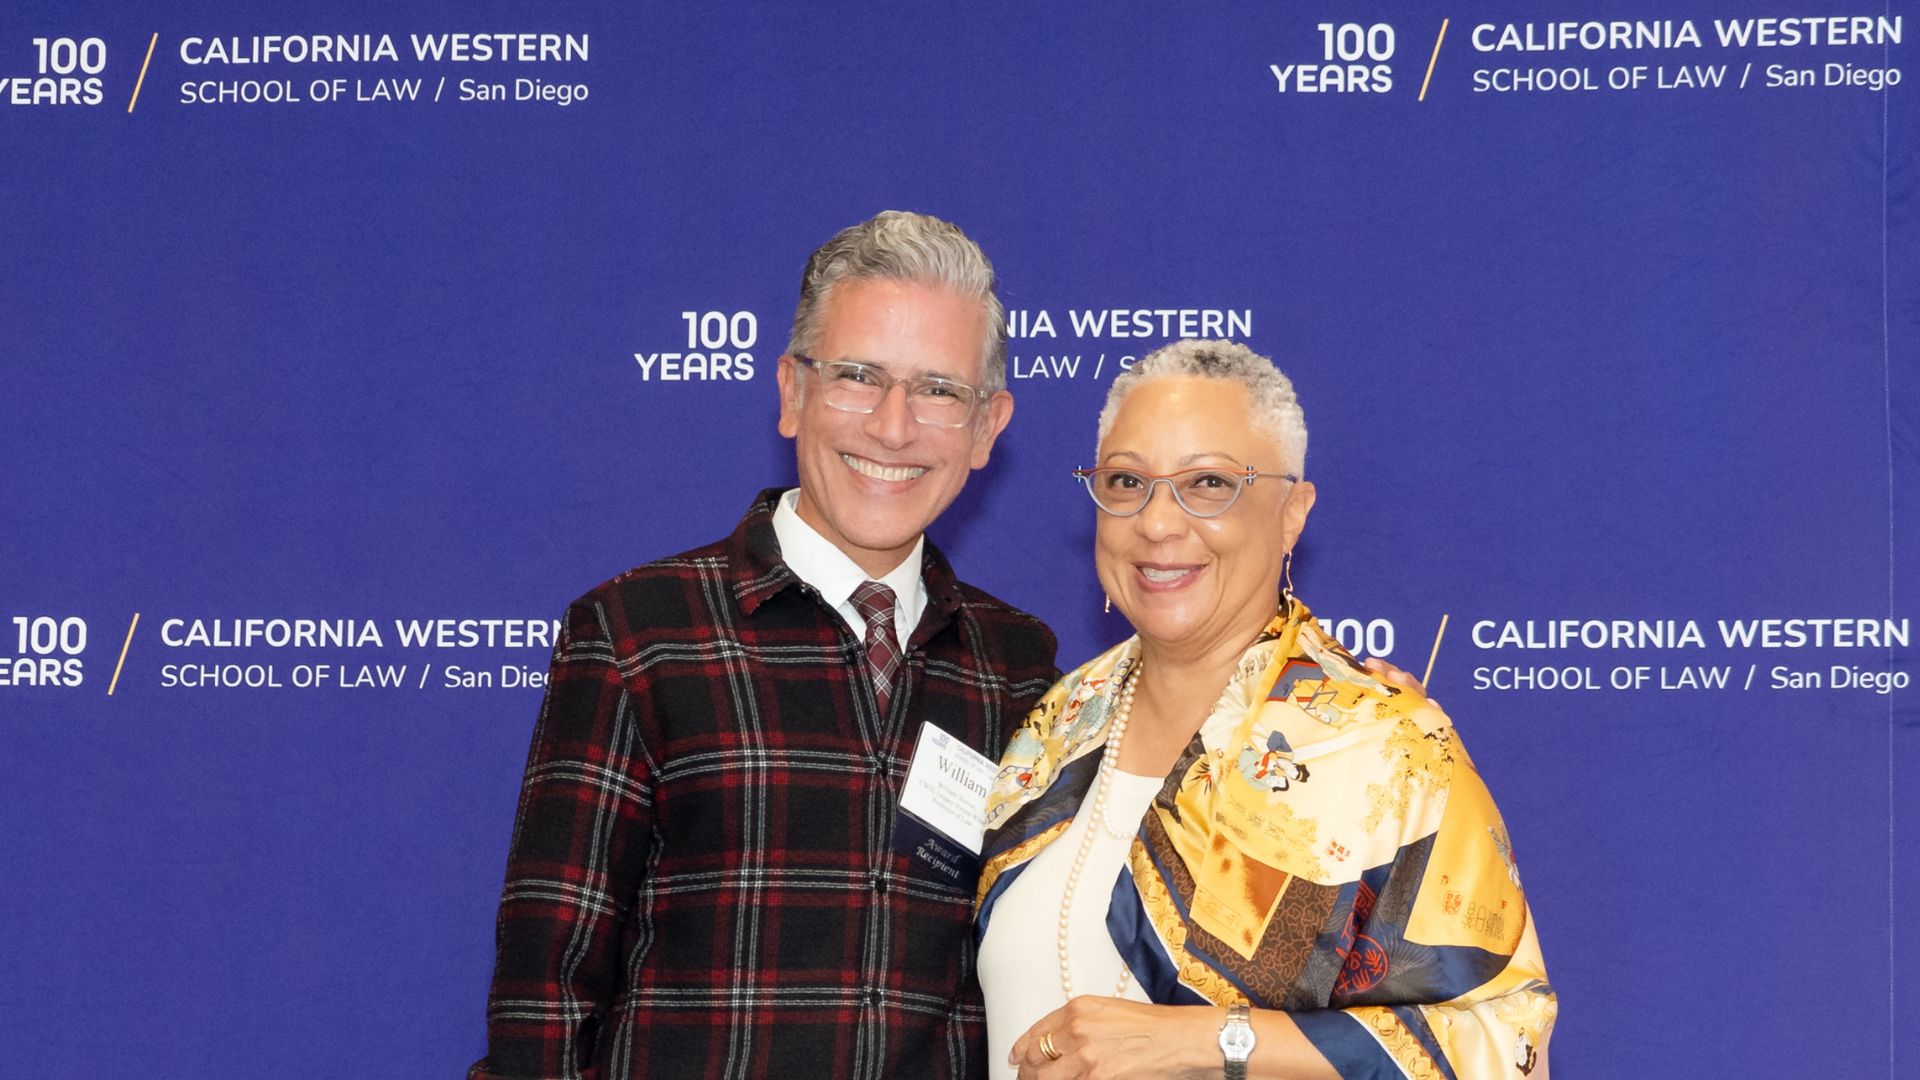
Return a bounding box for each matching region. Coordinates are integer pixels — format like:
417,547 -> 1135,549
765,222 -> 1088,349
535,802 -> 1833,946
868,987 -> 883,1006
870,873 -> 888,895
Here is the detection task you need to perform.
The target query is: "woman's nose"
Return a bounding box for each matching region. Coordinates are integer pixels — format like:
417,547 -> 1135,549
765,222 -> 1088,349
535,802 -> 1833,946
1134,480 -> 1188,537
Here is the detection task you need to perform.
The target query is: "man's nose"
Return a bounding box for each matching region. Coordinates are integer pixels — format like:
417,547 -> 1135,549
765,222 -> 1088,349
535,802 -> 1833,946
866,384 -> 917,446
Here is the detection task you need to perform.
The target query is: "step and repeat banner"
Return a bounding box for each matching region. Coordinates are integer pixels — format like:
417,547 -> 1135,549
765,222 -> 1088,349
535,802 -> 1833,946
3,1 -> 1913,1076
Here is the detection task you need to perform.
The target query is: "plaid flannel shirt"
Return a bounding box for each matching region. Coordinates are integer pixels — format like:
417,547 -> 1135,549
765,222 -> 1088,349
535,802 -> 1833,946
472,490 -> 1059,1080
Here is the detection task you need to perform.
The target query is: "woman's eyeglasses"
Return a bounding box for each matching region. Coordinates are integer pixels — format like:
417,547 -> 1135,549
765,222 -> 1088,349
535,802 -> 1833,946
1071,465 -> 1297,518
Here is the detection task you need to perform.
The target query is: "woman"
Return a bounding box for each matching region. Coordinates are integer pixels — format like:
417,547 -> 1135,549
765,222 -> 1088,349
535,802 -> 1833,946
975,341 -> 1554,1080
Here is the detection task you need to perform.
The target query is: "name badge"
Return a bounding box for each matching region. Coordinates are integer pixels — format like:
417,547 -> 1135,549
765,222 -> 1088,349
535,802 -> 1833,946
894,722 -> 995,890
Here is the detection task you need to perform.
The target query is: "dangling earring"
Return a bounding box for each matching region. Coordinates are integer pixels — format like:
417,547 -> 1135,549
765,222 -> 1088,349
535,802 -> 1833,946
1104,594 -> 1112,613
1281,552 -> 1295,609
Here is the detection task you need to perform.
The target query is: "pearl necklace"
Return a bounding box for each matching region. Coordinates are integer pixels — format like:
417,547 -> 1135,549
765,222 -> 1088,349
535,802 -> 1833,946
1058,657 -> 1142,1001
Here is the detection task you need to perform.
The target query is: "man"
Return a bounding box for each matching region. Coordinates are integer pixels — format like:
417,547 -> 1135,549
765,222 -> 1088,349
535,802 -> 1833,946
471,212 -> 1059,1080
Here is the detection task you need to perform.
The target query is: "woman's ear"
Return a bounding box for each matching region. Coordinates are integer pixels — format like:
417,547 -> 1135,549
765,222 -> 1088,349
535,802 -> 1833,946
1280,480 -> 1317,550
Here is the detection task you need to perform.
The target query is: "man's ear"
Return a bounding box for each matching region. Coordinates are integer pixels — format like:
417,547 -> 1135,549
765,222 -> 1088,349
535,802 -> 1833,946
968,390 -> 1016,470
776,354 -> 803,438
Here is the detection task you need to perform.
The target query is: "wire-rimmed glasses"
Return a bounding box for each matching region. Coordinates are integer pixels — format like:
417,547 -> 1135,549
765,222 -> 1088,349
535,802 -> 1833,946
795,356 -> 984,428
1071,465 -> 1298,518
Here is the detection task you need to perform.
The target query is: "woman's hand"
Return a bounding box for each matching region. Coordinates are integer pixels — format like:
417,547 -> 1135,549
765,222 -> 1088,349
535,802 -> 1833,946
1009,997 -> 1218,1079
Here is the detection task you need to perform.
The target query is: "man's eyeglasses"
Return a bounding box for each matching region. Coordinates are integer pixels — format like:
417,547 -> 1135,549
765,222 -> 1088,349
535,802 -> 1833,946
795,356 -> 984,428
1071,466 -> 1298,518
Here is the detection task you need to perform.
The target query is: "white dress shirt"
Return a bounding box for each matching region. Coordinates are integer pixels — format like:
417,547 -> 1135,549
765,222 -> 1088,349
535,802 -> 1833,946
771,487 -> 927,649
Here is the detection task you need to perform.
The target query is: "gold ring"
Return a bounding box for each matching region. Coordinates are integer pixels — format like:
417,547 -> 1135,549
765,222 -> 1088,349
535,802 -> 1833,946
1040,1032 -> 1062,1061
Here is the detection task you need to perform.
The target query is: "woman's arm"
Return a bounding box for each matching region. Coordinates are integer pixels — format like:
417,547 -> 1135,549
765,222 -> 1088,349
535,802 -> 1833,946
1007,998 -> 1340,1080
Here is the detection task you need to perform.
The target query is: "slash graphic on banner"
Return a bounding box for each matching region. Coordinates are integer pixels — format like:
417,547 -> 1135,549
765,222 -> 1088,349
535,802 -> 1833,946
127,32 -> 157,112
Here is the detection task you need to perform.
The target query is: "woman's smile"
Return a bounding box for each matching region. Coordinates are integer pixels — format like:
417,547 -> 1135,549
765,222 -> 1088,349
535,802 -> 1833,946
1135,563 -> 1202,589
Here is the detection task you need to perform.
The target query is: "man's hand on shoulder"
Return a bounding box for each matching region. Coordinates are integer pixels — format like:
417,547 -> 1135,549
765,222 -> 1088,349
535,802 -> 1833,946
1362,657 -> 1437,709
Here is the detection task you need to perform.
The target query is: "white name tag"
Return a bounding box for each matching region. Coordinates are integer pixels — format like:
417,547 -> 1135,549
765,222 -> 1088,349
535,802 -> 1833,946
899,721 -> 996,855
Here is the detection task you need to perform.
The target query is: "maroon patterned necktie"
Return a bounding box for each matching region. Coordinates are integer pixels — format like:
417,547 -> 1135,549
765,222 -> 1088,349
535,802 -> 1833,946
850,581 -> 901,716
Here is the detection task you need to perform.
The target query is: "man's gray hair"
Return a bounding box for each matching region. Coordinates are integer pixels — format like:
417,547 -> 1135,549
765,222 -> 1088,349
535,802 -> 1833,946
1096,340 -> 1308,476
787,210 -> 1008,392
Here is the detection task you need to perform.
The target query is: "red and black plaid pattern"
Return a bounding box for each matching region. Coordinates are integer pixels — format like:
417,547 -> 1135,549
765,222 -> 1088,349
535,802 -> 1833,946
471,490 -> 1059,1080
850,581 -> 901,716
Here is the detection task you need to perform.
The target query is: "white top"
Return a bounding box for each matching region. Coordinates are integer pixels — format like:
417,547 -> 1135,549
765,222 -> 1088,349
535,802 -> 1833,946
770,487 -> 926,649
977,769 -> 1164,1080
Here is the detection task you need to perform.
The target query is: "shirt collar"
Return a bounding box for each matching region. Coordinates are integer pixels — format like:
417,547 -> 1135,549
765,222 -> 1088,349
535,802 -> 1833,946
730,489 -> 799,614
771,487 -> 925,619
728,488 -> 965,646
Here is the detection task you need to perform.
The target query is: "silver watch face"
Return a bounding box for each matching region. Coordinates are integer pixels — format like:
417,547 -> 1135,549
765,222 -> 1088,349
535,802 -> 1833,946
1220,1023 -> 1257,1058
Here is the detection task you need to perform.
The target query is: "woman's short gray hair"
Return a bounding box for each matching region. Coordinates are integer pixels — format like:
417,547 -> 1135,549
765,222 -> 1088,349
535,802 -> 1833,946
787,210 -> 1008,392
1096,340 -> 1308,476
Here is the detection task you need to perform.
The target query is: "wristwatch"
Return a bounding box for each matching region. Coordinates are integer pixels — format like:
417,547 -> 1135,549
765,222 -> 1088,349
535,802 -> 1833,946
1219,1003 -> 1256,1080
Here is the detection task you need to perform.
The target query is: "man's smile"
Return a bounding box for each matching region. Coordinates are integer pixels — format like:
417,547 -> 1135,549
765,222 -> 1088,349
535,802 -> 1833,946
841,452 -> 929,483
